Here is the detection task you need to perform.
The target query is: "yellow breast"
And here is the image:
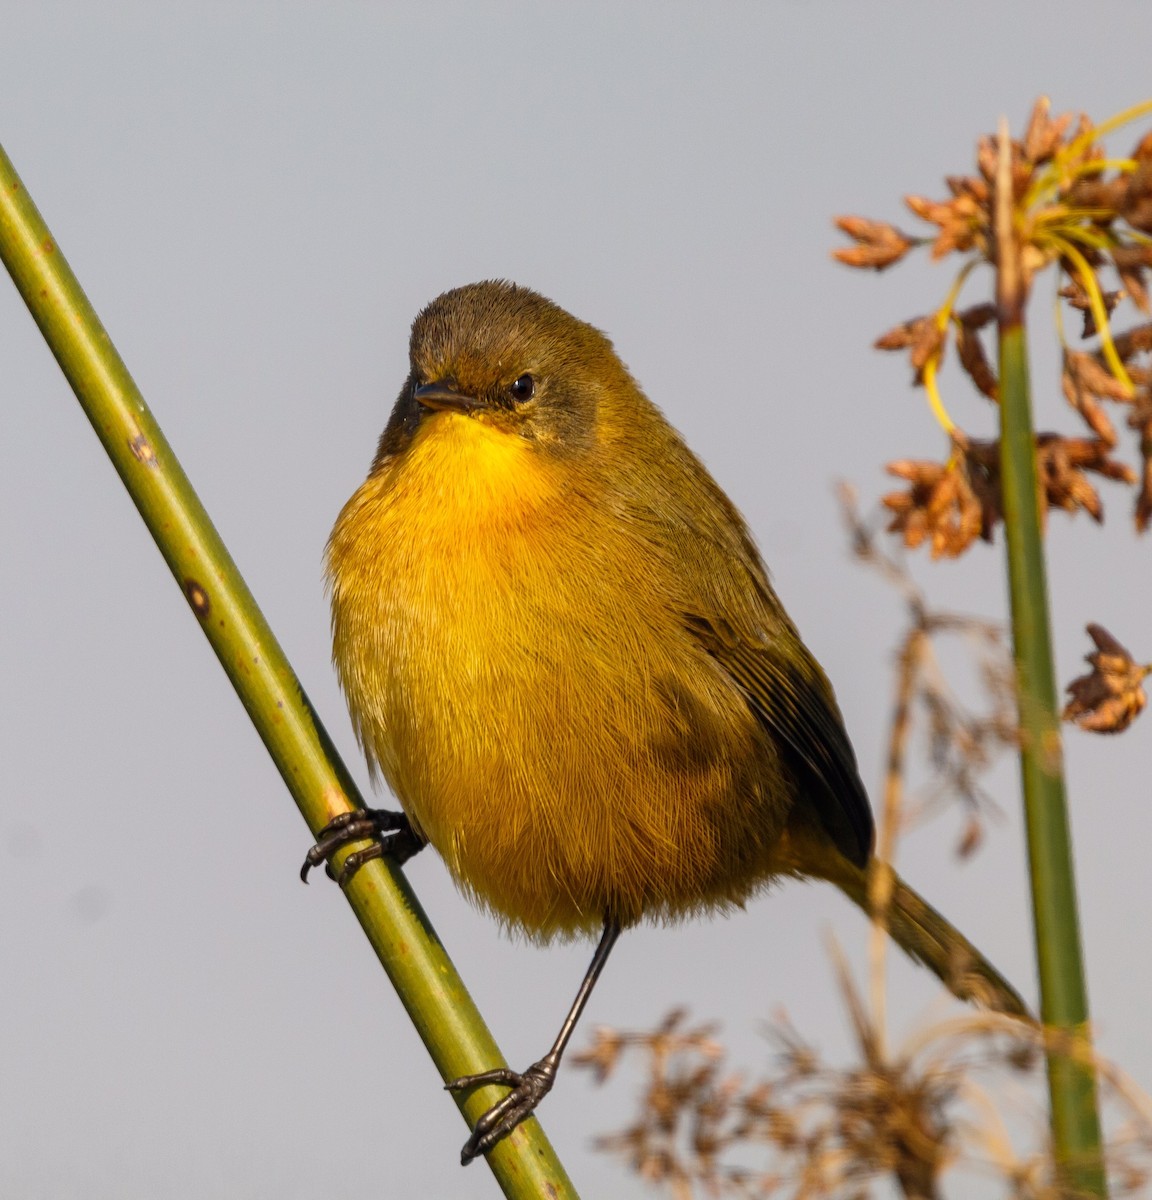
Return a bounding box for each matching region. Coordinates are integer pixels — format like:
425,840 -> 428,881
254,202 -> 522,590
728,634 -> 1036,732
327,412 -> 786,939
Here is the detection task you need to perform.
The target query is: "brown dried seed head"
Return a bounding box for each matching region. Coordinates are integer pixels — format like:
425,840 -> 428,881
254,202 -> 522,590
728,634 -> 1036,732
1071,474 -> 1103,519
945,175 -> 989,204
886,458 -> 947,484
966,454 -> 1004,539
883,482 -> 928,548
902,192 -> 987,261
1070,112 -> 1096,152
908,322 -> 945,374
1022,94 -> 1052,157
875,321 -> 918,351
1023,96 -> 1074,164
1112,245 -> 1151,313
1121,157 -> 1152,234
1059,280 -> 1123,338
1133,130 -> 1152,163
930,216 -> 980,260
1061,244 -> 1106,273
1061,383 -> 1117,447
957,302 -> 997,330
1073,434 -> 1134,466
1064,623 -> 1149,733
883,458 -> 983,558
1063,350 -> 1133,403
925,468 -> 959,521
956,818 -> 984,860
1112,319 -> 1152,360
833,215 -> 916,271
1062,174 -> 1128,213
956,322 -> 999,400
1138,459 -> 1152,532
1061,351 -> 1130,446
875,316 -> 945,382
1096,458 -> 1138,484
905,195 -> 954,226
1039,438 -> 1104,520
1133,408 -> 1152,531
1089,624 -> 1132,657
572,1028 -> 627,1081
1020,242 -> 1055,286
1028,435 -> 1136,524
976,134 -> 998,184
977,134 -> 1034,196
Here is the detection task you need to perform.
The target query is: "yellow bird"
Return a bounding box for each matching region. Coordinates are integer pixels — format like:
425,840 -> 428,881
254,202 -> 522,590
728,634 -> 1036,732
307,280 -> 1027,1164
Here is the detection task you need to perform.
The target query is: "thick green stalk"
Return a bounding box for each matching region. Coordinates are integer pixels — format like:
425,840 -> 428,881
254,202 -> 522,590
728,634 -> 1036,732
0,142 -> 578,1200
994,127 -> 1106,1196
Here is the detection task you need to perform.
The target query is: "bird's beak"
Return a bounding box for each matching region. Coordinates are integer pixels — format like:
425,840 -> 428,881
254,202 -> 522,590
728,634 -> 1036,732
413,380 -> 481,414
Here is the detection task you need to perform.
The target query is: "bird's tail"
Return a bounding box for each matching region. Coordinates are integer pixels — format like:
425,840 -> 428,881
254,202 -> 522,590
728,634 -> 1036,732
825,857 -> 1032,1020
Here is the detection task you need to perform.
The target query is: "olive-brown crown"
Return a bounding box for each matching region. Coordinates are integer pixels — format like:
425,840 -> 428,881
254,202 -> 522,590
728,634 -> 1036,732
403,280 -> 638,450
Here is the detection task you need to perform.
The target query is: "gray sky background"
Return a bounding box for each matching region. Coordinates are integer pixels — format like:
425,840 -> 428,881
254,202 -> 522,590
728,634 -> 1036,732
2,5 -> 1149,1197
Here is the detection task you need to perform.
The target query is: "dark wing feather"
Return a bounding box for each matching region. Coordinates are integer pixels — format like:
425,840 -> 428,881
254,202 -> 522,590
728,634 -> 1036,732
686,615 -> 875,868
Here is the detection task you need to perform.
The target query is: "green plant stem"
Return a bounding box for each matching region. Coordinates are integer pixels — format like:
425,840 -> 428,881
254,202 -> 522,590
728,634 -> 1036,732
0,141 -> 578,1200
995,124 -> 1106,1197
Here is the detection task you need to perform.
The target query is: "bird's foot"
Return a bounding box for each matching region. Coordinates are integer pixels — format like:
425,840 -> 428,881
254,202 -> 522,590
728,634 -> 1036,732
299,809 -> 423,886
446,1054 -> 559,1165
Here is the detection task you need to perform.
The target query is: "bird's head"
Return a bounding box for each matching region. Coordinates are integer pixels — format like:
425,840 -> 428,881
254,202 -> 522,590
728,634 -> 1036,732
374,280 -> 637,465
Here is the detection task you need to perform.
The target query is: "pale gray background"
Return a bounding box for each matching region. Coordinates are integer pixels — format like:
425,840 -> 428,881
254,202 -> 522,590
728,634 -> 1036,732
2,4 -> 1149,1197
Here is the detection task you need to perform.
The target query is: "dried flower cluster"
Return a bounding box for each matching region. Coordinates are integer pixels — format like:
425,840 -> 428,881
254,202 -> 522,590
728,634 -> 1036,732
575,1001 -> 1152,1199
835,97 -> 1152,548
573,1005 -> 957,1200
842,488 -> 1017,853
883,432 -> 1135,559
1063,624 -> 1150,733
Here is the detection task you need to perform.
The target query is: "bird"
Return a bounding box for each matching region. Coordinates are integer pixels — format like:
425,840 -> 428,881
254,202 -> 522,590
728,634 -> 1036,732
305,279 -> 1028,1165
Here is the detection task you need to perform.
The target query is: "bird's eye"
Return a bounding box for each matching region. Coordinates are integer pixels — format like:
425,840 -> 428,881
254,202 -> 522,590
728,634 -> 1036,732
508,374 -> 536,403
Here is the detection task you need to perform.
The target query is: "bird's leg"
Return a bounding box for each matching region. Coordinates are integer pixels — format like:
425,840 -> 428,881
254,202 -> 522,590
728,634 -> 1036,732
447,919 -> 622,1165
300,809 -> 424,886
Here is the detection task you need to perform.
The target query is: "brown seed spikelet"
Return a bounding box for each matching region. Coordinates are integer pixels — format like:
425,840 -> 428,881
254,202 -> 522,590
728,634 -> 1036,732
955,308 -> 999,400
1122,131 -> 1152,234
1061,350 -> 1131,445
1130,398 -> 1152,531
1060,279 -> 1124,338
874,315 -> 944,383
1112,244 -> 1152,313
905,192 -> 982,259
1023,95 -> 1074,164
833,216 -> 915,271
882,452 -> 992,558
1064,624 -> 1150,733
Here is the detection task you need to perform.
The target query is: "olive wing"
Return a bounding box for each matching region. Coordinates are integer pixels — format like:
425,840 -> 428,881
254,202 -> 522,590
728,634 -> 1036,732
686,615 -> 875,869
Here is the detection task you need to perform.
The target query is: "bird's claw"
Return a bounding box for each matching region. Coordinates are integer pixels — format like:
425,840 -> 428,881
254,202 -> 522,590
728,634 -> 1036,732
447,1057 -> 559,1165
299,809 -> 423,886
